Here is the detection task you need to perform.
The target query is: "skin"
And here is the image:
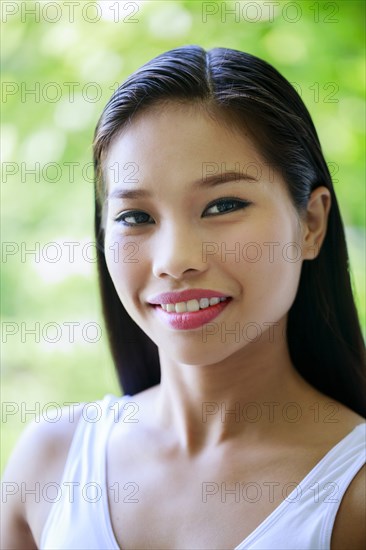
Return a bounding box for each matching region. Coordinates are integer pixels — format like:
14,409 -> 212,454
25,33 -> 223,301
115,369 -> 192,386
1,102 -> 365,549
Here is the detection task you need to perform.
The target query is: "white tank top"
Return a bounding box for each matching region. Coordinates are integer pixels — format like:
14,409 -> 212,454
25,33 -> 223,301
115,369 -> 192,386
40,393 -> 366,549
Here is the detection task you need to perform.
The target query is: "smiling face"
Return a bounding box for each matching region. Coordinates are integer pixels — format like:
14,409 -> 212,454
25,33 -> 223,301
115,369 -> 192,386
103,102 -> 307,367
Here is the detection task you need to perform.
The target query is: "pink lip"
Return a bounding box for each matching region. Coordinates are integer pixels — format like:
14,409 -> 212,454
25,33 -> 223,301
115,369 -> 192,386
147,288 -> 230,305
151,298 -> 232,330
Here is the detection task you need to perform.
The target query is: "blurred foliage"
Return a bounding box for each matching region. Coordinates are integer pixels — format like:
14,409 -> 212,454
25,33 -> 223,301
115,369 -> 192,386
1,0 -> 365,470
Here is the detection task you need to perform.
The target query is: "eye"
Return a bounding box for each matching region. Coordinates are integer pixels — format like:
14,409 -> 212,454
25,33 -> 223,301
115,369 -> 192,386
114,211 -> 152,226
113,198 -> 252,227
203,198 -> 252,216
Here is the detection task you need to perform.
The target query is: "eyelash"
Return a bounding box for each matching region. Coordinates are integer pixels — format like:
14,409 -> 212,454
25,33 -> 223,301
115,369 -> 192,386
113,198 -> 252,227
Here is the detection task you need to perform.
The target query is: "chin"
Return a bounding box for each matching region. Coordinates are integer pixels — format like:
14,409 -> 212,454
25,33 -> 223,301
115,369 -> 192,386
159,339 -> 243,368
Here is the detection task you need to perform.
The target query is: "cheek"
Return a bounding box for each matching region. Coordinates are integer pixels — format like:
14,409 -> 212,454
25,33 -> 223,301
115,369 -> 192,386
224,217 -> 303,317
104,231 -> 145,304
262,250 -> 302,299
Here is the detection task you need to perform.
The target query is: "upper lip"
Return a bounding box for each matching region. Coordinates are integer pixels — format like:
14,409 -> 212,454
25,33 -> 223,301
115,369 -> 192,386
147,289 -> 231,305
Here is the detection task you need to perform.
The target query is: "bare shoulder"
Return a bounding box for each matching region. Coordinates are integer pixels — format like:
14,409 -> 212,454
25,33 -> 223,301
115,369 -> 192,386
327,399 -> 365,549
301,385 -> 366,445
1,402 -> 85,549
331,463 -> 366,550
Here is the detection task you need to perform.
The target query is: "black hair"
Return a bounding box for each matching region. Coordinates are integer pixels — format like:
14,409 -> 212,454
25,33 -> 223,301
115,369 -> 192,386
93,45 -> 365,416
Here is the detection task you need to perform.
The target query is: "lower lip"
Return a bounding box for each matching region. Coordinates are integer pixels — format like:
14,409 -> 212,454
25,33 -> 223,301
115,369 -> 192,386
151,299 -> 232,330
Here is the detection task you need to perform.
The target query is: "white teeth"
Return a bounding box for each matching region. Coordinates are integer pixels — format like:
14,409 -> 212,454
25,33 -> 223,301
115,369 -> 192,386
175,301 -> 187,313
187,299 -> 200,312
160,296 -> 228,313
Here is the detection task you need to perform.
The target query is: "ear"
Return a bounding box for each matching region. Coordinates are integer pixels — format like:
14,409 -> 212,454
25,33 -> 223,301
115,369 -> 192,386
301,186 -> 332,260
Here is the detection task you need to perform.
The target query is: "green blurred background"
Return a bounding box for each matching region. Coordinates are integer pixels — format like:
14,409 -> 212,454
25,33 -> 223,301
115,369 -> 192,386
1,0 -> 365,471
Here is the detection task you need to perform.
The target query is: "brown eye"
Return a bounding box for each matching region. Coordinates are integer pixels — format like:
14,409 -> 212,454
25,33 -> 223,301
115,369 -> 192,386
114,211 -> 153,226
204,198 -> 252,216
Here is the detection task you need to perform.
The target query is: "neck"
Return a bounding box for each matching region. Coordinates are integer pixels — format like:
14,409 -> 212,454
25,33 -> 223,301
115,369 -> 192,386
152,323 -> 313,455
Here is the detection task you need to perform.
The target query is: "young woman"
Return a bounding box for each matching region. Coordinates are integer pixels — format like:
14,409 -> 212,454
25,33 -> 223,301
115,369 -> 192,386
2,46 -> 365,549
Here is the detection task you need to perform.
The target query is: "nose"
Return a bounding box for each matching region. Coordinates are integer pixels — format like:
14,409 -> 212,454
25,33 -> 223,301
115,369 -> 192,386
151,222 -> 208,280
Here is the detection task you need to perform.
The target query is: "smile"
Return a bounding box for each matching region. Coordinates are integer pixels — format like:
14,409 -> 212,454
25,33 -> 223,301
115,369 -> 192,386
151,297 -> 232,330
159,296 -> 228,313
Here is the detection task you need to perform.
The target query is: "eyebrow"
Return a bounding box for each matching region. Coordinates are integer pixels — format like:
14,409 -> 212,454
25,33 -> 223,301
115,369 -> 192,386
108,171 -> 259,200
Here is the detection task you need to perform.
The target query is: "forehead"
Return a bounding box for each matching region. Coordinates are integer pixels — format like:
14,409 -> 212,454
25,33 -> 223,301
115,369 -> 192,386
103,102 -> 290,208
106,103 -> 263,170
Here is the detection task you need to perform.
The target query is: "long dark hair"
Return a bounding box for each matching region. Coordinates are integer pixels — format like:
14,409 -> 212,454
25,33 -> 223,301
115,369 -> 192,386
93,45 -> 365,416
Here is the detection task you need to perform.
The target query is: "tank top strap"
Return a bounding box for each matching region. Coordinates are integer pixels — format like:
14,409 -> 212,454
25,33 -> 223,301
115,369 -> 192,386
235,422 -> 366,549
40,393 -> 131,549
318,422 -> 366,547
